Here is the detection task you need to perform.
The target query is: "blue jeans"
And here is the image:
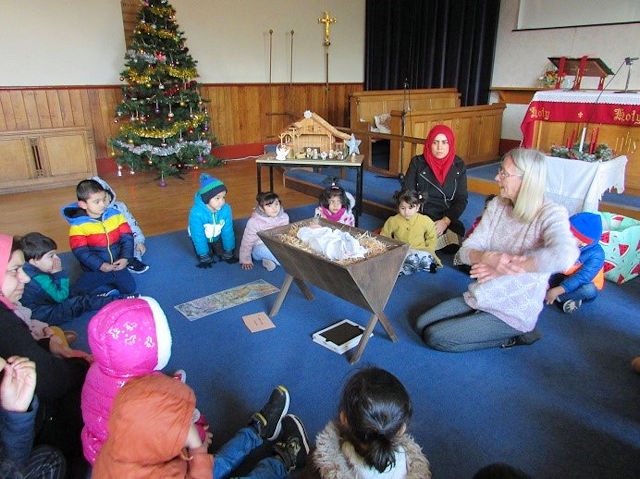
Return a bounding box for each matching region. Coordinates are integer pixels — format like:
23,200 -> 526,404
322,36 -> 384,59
549,274 -> 598,304
251,244 -> 279,265
214,427 -> 287,479
415,297 -> 522,352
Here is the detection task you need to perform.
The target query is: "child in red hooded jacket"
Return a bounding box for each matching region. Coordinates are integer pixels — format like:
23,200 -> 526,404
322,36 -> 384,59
93,374 -> 310,478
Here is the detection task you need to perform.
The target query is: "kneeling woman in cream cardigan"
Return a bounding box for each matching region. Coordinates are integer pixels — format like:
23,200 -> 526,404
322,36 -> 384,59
415,148 -> 579,352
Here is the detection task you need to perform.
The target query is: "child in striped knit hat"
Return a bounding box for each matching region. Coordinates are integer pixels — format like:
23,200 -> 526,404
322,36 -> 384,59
188,174 -> 238,268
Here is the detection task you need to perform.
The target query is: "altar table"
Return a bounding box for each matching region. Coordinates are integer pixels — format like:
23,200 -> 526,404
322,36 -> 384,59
545,155 -> 627,215
521,90 -> 640,147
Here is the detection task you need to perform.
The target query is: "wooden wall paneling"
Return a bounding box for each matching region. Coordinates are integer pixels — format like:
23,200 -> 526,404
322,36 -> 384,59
204,85 -> 230,145
262,84 -> 277,143
11,91 -> 29,130
90,88 -> 118,158
0,93 -> 9,131
32,90 -> 51,128
3,92 -> 18,130
67,89 -> 86,127
240,85 -> 262,144
45,90 -> 63,128
229,85 -> 244,143
56,90 -> 74,127
0,83 -> 360,162
87,90 -> 106,157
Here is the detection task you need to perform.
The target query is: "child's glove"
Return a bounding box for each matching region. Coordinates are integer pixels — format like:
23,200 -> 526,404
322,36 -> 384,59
221,251 -> 239,264
196,255 -> 215,268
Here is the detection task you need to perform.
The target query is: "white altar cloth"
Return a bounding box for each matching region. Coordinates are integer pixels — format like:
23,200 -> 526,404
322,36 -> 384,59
544,155 -> 628,215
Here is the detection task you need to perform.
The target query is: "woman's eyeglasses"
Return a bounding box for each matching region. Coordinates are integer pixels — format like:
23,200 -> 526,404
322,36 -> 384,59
497,167 -> 523,179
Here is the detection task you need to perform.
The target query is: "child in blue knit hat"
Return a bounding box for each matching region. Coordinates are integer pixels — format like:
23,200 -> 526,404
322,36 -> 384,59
188,174 -> 238,268
545,211 -> 605,314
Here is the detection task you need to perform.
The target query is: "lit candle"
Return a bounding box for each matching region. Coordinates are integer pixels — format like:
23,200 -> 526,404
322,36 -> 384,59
569,128 -> 577,148
578,127 -> 587,152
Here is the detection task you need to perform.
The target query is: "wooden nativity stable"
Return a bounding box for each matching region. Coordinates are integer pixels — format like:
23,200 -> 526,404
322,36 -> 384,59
278,111 -> 351,158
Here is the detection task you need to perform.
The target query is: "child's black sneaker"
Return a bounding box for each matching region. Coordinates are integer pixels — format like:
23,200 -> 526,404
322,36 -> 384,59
250,385 -> 290,441
128,258 -> 149,274
273,414 -> 310,473
562,299 -> 582,314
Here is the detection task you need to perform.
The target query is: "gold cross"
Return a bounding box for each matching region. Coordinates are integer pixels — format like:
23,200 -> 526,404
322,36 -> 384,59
318,11 -> 336,46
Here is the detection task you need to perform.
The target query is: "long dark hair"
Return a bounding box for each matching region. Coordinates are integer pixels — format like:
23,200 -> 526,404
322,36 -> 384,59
339,367 -> 412,472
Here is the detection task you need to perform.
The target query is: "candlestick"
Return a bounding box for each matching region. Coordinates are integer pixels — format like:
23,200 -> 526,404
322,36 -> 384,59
578,127 -> 587,152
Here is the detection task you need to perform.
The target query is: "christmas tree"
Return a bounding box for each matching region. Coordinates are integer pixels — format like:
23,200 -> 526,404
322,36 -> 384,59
110,0 -> 220,182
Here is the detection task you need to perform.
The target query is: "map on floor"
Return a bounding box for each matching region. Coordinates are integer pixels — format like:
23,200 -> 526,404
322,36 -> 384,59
175,280 -> 279,321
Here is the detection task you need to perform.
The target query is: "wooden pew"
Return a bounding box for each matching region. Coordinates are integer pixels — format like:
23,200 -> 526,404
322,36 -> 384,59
348,88 -> 505,176
349,88 -> 461,133
387,103 -> 507,174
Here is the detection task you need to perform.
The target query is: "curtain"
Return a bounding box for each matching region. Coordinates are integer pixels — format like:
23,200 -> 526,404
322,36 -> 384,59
365,0 -> 501,106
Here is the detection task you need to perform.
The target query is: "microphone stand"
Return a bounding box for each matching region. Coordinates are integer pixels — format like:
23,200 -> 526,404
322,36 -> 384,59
400,78 -> 409,173
623,57 -> 638,93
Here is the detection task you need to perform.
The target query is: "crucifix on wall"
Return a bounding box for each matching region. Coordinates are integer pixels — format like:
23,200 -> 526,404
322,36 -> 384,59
318,11 -> 337,102
318,11 -> 336,46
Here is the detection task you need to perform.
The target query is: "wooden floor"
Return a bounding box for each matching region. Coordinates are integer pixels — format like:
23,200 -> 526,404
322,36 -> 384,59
0,159 -> 313,253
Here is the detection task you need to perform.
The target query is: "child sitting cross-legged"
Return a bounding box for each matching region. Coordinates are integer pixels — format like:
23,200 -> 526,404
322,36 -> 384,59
61,179 -> 137,296
380,189 -> 441,276
545,212 -> 605,314
92,376 -> 311,478
90,176 -> 149,274
19,232 -> 120,326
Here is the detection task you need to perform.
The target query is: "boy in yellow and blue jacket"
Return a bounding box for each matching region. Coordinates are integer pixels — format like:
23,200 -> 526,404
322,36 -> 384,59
61,179 -> 137,296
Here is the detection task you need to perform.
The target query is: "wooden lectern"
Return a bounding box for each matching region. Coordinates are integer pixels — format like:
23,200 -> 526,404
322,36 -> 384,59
549,56 -> 613,90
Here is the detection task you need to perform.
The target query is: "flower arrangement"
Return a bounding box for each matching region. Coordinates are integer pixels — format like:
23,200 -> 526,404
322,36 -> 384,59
549,143 -> 614,162
538,68 -> 558,88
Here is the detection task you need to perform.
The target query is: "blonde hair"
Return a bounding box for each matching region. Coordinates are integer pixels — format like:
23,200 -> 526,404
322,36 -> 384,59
506,148 -> 546,222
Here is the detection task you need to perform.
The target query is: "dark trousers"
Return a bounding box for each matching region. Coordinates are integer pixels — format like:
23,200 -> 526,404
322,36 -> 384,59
72,269 -> 136,295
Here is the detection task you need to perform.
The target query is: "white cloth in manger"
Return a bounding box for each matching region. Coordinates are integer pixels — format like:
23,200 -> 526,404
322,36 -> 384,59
297,226 -> 368,261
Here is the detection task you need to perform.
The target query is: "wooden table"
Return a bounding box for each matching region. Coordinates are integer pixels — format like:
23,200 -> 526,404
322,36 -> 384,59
255,153 -> 364,226
258,219 -> 409,363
